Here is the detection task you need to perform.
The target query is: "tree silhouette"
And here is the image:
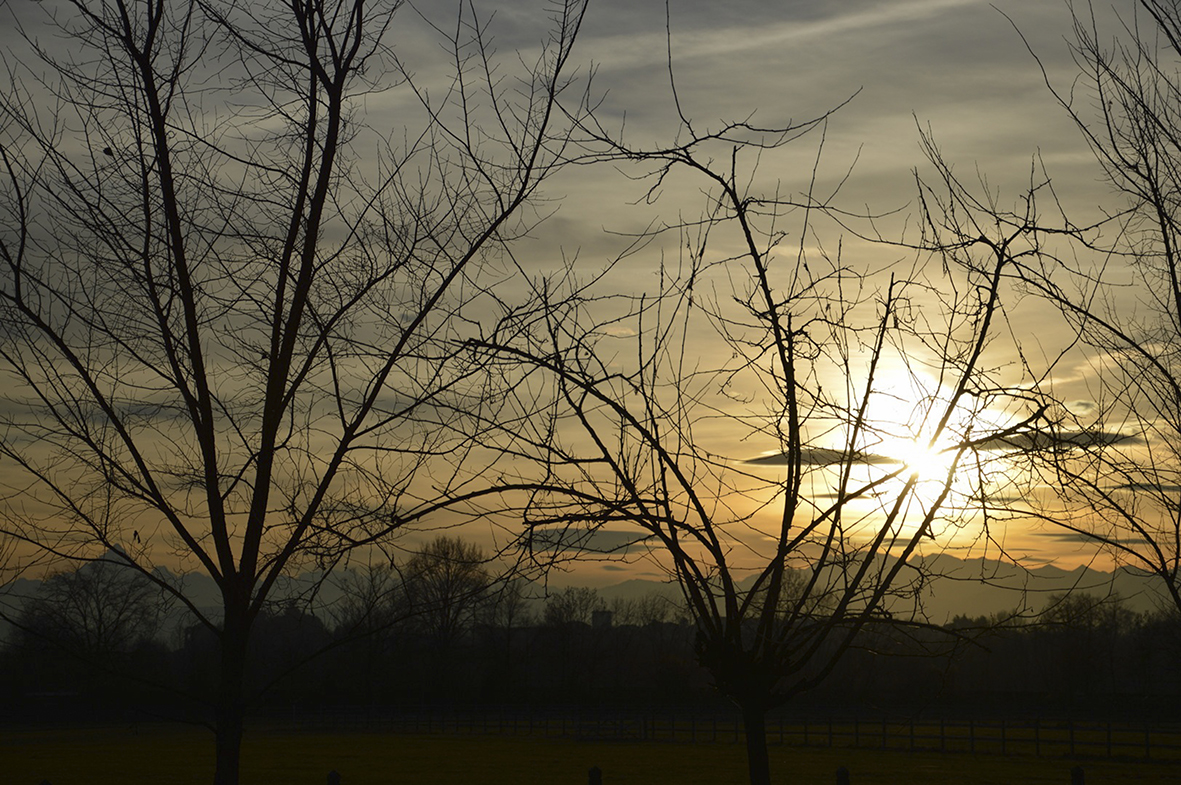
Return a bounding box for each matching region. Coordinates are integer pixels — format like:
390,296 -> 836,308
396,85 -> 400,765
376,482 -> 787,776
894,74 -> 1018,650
0,0 -> 595,781
15,551 -> 169,660
402,535 -> 491,652
919,0 -> 1181,616
471,102 -> 1046,785
543,586 -> 605,627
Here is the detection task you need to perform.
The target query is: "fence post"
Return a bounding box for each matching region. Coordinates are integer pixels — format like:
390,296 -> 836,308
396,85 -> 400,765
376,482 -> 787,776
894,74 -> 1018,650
327,771 -> 342,785
1070,765 -> 1084,785
836,766 -> 851,785
588,766 -> 602,785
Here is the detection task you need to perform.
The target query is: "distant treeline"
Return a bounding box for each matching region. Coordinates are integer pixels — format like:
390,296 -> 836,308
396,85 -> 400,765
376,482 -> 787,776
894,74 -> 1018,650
3,539 -> 1180,725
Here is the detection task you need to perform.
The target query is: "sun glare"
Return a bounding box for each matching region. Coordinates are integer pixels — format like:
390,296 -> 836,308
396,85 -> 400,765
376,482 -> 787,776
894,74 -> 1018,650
886,436 -> 956,481
866,370 -> 965,484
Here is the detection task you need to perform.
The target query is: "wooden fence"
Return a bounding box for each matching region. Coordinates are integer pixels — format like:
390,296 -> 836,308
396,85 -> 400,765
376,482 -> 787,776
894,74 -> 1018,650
281,707 -> 1181,761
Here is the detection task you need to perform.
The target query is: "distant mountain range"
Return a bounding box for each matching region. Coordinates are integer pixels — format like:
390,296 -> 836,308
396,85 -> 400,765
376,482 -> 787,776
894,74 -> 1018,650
0,553 -> 1168,646
590,555 -> 1167,623
902,554 -> 1167,621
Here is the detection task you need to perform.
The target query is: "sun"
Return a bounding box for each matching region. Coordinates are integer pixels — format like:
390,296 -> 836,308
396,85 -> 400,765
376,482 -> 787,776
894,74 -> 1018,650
885,436 -> 957,482
863,369 -> 965,483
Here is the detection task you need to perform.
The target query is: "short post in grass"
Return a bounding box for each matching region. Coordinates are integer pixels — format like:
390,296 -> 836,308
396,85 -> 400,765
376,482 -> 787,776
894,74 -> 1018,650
327,771 -> 342,785
1070,765 -> 1084,785
588,765 -> 603,785
836,765 -> 850,785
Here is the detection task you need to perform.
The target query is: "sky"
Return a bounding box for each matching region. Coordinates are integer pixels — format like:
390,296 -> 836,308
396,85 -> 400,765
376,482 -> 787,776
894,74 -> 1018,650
0,0 -> 1154,584
524,0 -> 1097,236
500,0 -> 1129,579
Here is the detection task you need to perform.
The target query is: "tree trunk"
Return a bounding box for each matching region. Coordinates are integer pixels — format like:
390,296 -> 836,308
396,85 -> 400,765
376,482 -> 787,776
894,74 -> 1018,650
741,702 -> 772,785
214,609 -> 250,785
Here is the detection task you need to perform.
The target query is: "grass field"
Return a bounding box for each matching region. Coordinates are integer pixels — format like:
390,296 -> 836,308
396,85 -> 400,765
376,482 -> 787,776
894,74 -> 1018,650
5,724 -> 1181,784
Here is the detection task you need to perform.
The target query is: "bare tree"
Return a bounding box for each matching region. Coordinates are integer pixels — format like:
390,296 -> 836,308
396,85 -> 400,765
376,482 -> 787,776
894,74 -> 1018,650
0,0 -> 594,782
402,535 -> 491,651
15,549 -> 170,660
472,108 -> 1044,784
479,574 -> 535,632
542,585 -> 604,626
1030,0 -> 1181,613
609,592 -> 674,627
329,560 -> 405,641
920,0 -> 1181,615
325,559 -> 407,699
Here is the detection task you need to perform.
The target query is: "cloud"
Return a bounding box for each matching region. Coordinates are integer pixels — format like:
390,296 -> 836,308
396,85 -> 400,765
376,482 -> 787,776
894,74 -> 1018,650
746,447 -> 894,466
973,431 -> 1140,452
529,526 -> 652,555
1034,531 -> 1151,546
602,325 -> 639,338
579,0 -> 981,75
1115,483 -> 1181,493
1066,400 -> 1098,416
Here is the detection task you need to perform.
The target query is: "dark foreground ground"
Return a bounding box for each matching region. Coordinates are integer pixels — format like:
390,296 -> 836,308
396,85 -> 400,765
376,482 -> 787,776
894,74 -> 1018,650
6,724 -> 1181,784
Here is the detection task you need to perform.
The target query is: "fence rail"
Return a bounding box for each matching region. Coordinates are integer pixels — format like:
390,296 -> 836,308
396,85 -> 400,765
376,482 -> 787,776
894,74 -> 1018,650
278,707 -> 1181,761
